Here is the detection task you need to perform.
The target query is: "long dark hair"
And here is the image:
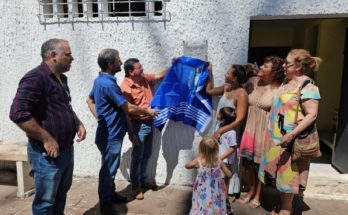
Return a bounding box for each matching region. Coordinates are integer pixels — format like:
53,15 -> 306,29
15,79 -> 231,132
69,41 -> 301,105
219,106 -> 236,126
232,64 -> 247,84
263,56 -> 285,84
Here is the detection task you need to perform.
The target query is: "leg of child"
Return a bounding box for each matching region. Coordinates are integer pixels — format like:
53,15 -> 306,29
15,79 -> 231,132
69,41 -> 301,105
224,163 -> 234,215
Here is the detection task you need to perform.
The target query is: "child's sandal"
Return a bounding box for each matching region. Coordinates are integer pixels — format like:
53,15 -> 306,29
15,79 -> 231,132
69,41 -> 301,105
228,196 -> 236,203
238,195 -> 251,204
226,201 -> 234,215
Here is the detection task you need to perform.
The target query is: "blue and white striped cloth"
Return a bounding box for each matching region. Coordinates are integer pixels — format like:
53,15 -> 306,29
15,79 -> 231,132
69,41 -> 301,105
151,56 -> 212,133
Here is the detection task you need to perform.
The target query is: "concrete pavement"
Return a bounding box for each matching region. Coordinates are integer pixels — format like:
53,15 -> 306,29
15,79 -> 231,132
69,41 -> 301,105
0,175 -> 347,215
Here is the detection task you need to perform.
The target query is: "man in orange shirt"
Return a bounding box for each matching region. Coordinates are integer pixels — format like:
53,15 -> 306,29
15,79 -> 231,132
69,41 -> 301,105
121,58 -> 169,200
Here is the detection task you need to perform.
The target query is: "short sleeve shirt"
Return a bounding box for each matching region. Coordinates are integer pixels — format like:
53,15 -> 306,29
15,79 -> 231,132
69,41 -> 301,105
219,130 -> 238,164
268,81 -> 320,145
89,73 -> 127,143
120,73 -> 156,121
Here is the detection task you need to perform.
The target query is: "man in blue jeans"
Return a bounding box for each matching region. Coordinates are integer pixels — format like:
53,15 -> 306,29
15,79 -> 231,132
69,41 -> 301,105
87,49 -> 141,214
9,38 -> 86,215
121,58 -> 169,200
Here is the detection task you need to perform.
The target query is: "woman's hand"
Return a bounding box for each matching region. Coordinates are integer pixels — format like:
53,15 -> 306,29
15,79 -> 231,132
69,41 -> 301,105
278,133 -> 295,147
213,130 -> 222,140
223,83 -> 232,91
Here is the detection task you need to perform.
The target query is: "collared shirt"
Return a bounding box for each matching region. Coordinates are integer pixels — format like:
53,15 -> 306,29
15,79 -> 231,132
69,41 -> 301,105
10,63 -> 77,147
120,74 -> 155,121
89,73 -> 127,143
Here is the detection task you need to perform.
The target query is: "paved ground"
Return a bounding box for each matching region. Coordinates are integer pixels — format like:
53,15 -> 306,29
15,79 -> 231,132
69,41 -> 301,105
0,176 -> 347,215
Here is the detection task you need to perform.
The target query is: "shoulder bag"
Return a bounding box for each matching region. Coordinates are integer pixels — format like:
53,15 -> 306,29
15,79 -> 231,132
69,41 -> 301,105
291,80 -> 322,161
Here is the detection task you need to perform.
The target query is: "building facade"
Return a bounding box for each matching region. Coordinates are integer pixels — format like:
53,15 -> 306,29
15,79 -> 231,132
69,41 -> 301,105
1,0 -> 348,184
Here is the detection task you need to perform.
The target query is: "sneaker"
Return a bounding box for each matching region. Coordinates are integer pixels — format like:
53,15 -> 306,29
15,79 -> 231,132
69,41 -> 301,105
112,192 -> 128,203
100,202 -> 116,215
132,188 -> 144,200
141,182 -> 158,190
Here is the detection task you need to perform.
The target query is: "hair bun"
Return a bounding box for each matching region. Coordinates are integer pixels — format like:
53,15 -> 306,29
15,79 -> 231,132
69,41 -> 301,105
311,57 -> 322,72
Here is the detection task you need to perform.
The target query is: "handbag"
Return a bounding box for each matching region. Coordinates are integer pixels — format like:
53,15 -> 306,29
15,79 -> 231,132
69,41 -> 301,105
291,80 -> 322,161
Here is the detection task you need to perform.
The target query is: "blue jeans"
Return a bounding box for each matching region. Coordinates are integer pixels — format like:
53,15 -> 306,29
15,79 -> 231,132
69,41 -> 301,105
96,138 -> 123,204
27,143 -> 74,215
130,121 -> 153,187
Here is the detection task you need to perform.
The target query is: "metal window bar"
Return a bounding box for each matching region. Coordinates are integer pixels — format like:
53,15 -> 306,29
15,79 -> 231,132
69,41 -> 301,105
37,0 -> 171,29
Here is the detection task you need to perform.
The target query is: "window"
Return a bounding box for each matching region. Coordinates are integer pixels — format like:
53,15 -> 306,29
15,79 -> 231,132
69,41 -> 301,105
57,0 -> 69,18
109,0 -> 145,17
71,0 -> 84,18
37,0 -> 171,25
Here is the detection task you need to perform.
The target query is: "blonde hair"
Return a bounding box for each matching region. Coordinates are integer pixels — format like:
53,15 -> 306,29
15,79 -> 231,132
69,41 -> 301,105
289,49 -> 322,75
198,136 -> 219,168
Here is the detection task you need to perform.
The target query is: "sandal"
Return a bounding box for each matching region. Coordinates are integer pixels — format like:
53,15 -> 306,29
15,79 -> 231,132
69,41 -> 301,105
248,199 -> 261,209
228,196 -> 236,203
238,195 -> 251,204
270,205 -> 280,215
226,201 -> 234,215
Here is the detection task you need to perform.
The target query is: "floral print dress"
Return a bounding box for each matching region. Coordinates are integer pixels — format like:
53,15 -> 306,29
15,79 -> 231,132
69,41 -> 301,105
190,159 -> 227,215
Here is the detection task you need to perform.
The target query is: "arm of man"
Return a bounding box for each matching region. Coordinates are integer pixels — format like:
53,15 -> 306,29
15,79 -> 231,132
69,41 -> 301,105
121,80 -> 159,118
120,102 -> 139,145
86,97 -> 97,119
73,112 -> 86,142
17,119 -> 60,158
128,102 -> 159,118
9,71 -> 59,158
154,68 -> 170,80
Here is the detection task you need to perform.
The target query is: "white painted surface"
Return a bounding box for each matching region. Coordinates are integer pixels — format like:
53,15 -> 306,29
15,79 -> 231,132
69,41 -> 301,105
1,0 -> 348,185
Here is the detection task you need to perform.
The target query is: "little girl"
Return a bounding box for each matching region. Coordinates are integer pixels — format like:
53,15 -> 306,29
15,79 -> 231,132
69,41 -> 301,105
216,107 -> 239,212
185,136 -> 232,215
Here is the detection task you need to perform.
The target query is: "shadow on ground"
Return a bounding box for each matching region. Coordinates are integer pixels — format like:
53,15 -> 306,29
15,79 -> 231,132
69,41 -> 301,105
234,186 -> 311,215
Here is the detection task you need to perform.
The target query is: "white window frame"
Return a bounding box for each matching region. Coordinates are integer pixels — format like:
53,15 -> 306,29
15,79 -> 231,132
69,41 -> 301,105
37,0 -> 171,29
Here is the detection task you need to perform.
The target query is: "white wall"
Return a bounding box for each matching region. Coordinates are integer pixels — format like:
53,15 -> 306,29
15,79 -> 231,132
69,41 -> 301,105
1,0 -> 348,185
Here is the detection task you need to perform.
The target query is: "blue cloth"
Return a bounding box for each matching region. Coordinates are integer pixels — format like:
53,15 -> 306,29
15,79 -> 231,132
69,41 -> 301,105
89,73 -> 127,143
27,143 -> 74,215
130,121 -> 153,187
151,56 -> 212,133
96,139 -> 123,204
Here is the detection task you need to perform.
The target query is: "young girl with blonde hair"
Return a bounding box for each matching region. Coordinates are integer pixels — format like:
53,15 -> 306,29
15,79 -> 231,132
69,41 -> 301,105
186,136 -> 232,215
